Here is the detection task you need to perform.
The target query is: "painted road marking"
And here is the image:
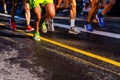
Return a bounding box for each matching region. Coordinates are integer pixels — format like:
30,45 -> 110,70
1,14 -> 120,67
43,46 -> 120,76
0,13 -> 120,39
15,29 -> 120,67
54,23 -> 120,39
55,16 -> 120,21
0,23 -> 5,26
1,25 -> 120,76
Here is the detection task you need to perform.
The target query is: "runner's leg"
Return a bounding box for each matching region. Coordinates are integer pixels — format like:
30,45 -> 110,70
84,0 -> 99,31
10,0 -> 18,30
101,0 -> 115,16
33,5 -> 41,41
2,0 -> 8,13
23,0 -> 34,32
69,0 -> 80,34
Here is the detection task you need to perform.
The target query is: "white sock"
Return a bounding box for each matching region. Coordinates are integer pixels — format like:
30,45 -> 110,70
70,19 -> 75,28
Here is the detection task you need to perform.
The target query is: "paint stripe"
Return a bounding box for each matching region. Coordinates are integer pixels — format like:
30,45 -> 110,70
1,13 -> 120,67
16,29 -> 120,67
55,16 -> 120,21
0,13 -> 120,39
41,37 -> 120,67
54,23 -> 120,39
43,46 -> 120,76
0,23 -> 5,26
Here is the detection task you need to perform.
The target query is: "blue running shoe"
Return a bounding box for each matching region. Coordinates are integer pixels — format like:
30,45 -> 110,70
96,14 -> 105,27
84,23 -> 93,32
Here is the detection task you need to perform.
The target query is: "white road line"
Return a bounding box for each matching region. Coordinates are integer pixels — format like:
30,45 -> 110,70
54,23 -> 120,39
55,16 -> 120,21
0,13 -> 120,39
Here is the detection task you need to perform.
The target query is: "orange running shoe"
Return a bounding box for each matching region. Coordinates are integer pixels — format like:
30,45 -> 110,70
25,25 -> 34,32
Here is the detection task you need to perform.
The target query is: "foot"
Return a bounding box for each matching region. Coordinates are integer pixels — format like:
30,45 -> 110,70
69,26 -> 80,34
25,25 -> 34,32
41,21 -> 47,33
33,32 -> 41,41
84,23 -> 93,32
9,19 -> 16,31
4,10 -> 8,14
96,14 -> 105,27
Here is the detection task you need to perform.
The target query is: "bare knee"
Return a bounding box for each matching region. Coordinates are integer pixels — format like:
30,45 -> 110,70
24,4 -> 30,12
48,10 -> 55,18
70,1 -> 76,9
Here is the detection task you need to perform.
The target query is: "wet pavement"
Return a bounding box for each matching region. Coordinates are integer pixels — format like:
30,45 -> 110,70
0,10 -> 120,80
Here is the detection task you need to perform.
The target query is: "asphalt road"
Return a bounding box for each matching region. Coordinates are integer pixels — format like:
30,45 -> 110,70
0,12 -> 120,80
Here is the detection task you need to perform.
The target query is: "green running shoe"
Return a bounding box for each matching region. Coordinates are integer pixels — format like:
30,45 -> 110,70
41,21 -> 47,33
33,32 -> 41,41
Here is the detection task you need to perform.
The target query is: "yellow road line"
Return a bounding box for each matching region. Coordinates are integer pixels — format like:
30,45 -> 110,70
16,29 -> 120,67
43,46 -> 120,76
0,23 -> 5,26
1,23 -> 120,67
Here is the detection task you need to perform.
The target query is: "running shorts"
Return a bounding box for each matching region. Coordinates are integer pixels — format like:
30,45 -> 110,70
29,0 -> 53,9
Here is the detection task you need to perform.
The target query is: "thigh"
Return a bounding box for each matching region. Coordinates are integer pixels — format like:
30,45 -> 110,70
42,0 -> 53,6
29,0 -> 42,9
45,2 -> 55,16
91,0 -> 99,7
33,5 -> 41,18
11,0 -> 19,6
69,0 -> 76,6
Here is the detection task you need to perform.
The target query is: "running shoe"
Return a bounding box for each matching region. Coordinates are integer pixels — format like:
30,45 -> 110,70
96,14 -> 104,27
25,25 -> 34,32
84,23 -> 93,32
33,32 -> 41,41
47,19 -> 54,32
4,10 -> 8,14
9,19 -> 16,31
69,26 -> 80,34
41,21 -> 47,33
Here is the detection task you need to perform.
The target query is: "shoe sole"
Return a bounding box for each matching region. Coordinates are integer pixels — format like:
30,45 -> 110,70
25,28 -> 34,32
42,29 -> 47,33
69,31 -> 78,34
69,30 -> 80,34
34,38 -> 41,41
